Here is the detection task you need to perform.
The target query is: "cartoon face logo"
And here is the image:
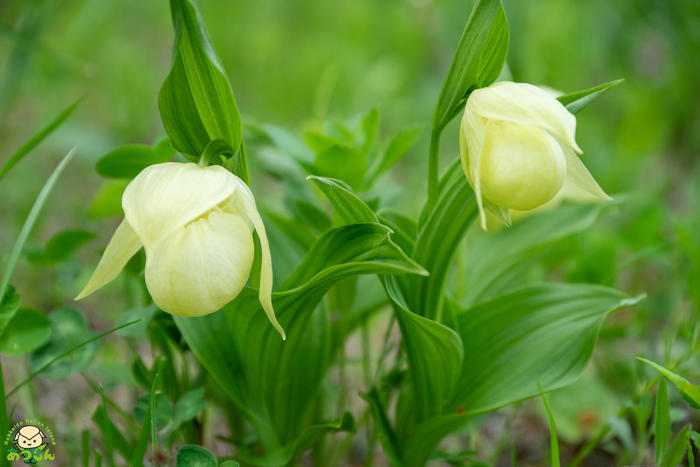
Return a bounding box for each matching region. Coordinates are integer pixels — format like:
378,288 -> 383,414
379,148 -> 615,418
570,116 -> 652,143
13,425 -> 45,450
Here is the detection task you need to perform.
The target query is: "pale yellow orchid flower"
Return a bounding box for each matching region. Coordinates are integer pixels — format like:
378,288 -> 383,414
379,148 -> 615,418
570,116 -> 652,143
76,162 -> 285,339
459,81 -> 611,230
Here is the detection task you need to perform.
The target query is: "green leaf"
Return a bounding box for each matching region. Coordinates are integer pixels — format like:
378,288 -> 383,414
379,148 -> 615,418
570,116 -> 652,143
87,180 -> 129,219
539,383 -> 560,467
307,175 -> 377,223
0,148 -> 76,308
0,286 -> 21,339
0,307 -> 51,355
132,358 -> 162,466
364,388 -> 402,467
558,79 -> 623,115
28,308 -> 97,379
407,162 -> 478,319
384,276 -> 462,421
0,98 -> 81,181
366,124 -> 424,186
6,319 -> 139,398
637,357 -> 700,409
176,445 -> 217,467
96,144 -> 173,179
661,424 -> 690,467
306,132 -> 367,189
158,0 -> 243,170
29,229 -> 96,265
396,412 -> 472,467
432,0 -> 509,132
462,202 -> 604,307
451,284 -> 643,414
134,394 -> 173,431
170,388 -> 206,430
115,306 -> 157,337
237,412 -> 355,466
655,378 -> 671,465
90,406 -> 131,462
175,223 -> 427,452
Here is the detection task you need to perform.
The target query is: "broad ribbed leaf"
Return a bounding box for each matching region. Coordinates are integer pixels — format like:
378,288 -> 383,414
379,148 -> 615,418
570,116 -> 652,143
385,276 -> 462,421
307,175 -> 377,224
175,223 -> 427,455
558,79 -> 623,115
451,283 -> 643,413
408,162 -> 478,319
432,0 -> 509,132
461,202 -> 603,306
237,412 -> 355,466
159,0 -> 243,166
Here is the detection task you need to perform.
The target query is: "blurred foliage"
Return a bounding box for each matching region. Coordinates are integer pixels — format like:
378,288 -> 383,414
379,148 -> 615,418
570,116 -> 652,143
0,0 -> 699,465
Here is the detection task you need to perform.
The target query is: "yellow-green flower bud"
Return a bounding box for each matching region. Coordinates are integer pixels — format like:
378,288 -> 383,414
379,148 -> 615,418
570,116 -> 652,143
459,81 -> 611,230
76,162 -> 285,339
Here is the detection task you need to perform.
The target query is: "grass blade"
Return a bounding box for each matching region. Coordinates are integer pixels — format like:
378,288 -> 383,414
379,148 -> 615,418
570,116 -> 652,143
5,319 -> 140,398
98,386 -> 115,467
655,378 -> 671,465
0,147 -> 76,301
0,98 -> 81,181
539,382 -> 560,467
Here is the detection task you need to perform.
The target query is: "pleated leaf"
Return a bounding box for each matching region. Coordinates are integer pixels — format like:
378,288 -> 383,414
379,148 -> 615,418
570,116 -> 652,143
158,0 -> 242,163
462,202 -> 603,306
451,283 -> 643,413
432,0 -> 509,132
174,223 -> 427,456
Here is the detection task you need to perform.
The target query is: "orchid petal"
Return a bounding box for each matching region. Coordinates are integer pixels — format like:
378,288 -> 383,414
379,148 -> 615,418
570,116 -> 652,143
232,177 -> 286,340
469,81 -> 582,153
564,148 -> 612,201
122,162 -> 236,246
75,219 -> 142,300
144,209 -> 254,317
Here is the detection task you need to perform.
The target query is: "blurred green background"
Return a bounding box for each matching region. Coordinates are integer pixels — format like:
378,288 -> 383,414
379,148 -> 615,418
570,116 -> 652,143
1,0 -> 699,464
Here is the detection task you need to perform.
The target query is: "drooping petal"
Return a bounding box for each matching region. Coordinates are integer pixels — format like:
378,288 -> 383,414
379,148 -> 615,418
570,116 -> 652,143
144,209 -> 254,317
75,219 -> 142,300
563,148 -> 612,201
460,104 -> 489,230
122,162 -> 236,247
468,81 -> 582,154
231,177 -> 286,340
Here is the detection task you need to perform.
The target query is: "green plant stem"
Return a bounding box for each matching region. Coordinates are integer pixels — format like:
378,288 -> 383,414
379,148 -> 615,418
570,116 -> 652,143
0,361 -> 8,467
426,129 -> 441,212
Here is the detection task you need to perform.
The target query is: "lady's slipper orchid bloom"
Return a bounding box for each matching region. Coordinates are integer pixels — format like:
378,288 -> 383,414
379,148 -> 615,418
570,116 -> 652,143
459,81 -> 611,230
76,162 -> 285,339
